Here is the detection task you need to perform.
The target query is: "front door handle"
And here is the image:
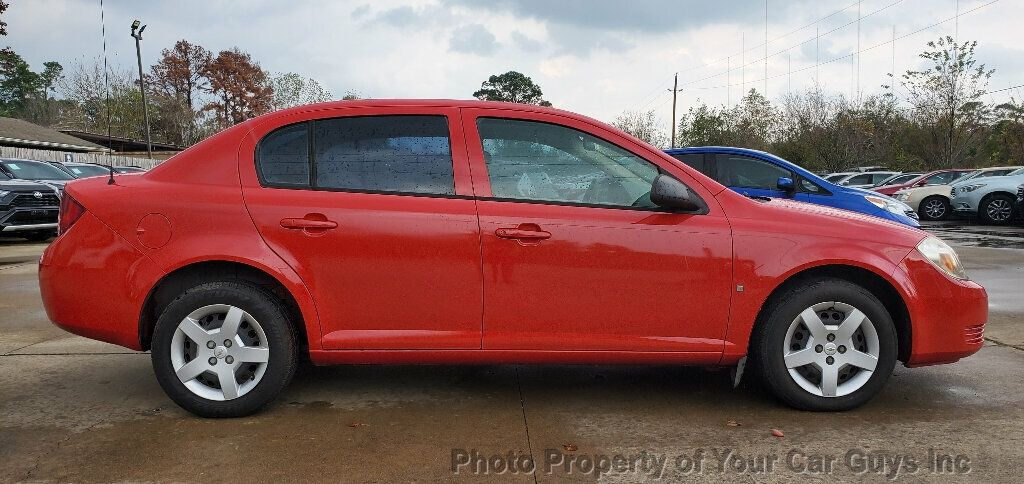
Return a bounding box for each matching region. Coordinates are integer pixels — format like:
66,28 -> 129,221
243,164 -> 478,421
495,223 -> 551,241
280,214 -> 338,233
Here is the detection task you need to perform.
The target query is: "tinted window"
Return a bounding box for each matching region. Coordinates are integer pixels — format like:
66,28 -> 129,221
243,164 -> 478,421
67,164 -> 111,178
870,173 -> 894,184
477,118 -> 660,208
800,177 -> 824,193
257,123 -> 309,186
670,153 -> 707,175
314,116 -> 454,195
843,174 -> 872,185
0,160 -> 74,180
924,172 -> 956,185
716,155 -> 791,189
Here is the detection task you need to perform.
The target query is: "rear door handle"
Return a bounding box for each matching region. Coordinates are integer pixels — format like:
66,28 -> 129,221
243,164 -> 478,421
280,215 -> 338,232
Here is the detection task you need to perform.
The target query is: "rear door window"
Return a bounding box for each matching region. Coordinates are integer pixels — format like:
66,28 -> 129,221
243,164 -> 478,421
256,115 -> 455,195
314,115 -> 454,195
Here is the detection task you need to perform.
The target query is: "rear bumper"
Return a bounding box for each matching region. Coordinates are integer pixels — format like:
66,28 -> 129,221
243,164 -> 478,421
895,250 -> 988,367
38,211 -> 164,350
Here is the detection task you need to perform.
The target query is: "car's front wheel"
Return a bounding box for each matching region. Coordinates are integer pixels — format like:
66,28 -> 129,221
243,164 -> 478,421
151,281 -> 298,417
918,196 -> 951,221
751,278 -> 897,411
979,193 -> 1016,225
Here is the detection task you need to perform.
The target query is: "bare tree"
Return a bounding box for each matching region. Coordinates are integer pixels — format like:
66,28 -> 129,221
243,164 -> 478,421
903,36 -> 994,168
270,72 -> 332,110
612,109 -> 668,147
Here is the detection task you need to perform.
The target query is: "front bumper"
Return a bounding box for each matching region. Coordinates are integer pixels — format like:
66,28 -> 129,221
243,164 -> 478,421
951,195 -> 979,213
894,250 -> 988,367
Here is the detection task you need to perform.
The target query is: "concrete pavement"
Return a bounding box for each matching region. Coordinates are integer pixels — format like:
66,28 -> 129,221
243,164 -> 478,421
2,228 -> 1023,482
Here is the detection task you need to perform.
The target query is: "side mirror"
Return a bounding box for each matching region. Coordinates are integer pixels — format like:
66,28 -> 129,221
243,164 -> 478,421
650,174 -> 702,212
776,176 -> 795,193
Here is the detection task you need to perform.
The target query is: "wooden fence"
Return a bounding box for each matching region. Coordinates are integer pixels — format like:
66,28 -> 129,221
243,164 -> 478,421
0,146 -> 164,169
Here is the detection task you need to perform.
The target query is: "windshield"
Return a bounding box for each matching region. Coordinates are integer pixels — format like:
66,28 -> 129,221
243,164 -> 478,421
823,174 -> 847,182
1,160 -> 74,180
66,164 -> 110,178
1008,167 -> 1024,176
874,173 -> 917,186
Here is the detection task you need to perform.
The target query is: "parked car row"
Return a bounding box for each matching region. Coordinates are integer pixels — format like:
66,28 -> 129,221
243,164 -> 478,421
0,158 -> 147,241
893,167 -> 1023,223
817,163 -> 1024,225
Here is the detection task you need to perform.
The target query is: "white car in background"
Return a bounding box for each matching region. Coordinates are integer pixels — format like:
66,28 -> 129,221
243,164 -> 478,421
830,171 -> 901,189
951,167 -> 1024,224
894,166 -> 1022,221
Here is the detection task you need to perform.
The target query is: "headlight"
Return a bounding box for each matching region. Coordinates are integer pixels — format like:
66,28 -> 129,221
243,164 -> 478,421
894,192 -> 910,201
917,236 -> 969,280
0,190 -> 9,197
864,195 -> 911,216
958,183 -> 986,193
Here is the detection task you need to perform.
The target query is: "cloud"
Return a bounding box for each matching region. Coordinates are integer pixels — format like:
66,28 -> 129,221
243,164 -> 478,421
449,24 -> 498,55
511,31 -> 543,52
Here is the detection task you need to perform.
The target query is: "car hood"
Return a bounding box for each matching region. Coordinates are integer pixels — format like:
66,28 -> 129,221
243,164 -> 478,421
844,185 -> 896,199
759,197 -> 926,246
0,179 -> 56,192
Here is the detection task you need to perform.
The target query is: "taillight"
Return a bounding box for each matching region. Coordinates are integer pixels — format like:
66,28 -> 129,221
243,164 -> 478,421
58,194 -> 86,235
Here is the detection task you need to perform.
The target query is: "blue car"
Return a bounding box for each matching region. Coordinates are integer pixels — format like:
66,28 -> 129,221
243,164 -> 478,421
664,147 -> 920,227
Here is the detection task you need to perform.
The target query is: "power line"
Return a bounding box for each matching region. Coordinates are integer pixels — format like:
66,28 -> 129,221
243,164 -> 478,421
685,0 -> 999,93
681,0 -> 908,90
631,0 -> 862,107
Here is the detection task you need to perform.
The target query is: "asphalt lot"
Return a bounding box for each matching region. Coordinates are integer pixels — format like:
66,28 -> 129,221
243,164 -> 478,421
1,222 -> 1023,482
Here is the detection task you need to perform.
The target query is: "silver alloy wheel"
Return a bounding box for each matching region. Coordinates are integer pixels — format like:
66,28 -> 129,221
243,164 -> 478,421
170,304 -> 270,401
783,301 -> 880,397
923,198 -> 946,219
986,198 -> 1012,221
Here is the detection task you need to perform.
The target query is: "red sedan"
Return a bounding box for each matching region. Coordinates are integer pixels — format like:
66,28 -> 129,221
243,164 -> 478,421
39,100 -> 987,417
873,169 -> 975,196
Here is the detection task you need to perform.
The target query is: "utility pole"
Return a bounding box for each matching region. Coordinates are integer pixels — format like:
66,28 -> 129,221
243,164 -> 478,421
131,20 -> 152,159
741,33 -> 746,96
727,56 -> 731,106
668,73 -> 682,148
815,27 -> 820,86
856,0 -> 861,100
891,25 -> 896,96
764,0 -> 768,96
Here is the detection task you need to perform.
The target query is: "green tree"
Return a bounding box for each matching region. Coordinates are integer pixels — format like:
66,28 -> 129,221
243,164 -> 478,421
0,49 -> 39,115
473,71 -> 551,106
903,36 -> 994,168
677,103 -> 730,147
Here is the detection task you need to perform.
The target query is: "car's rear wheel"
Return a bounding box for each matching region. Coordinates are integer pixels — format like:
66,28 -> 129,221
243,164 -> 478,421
918,196 -> 950,221
751,278 -> 897,411
979,194 -> 1016,225
151,281 -> 298,417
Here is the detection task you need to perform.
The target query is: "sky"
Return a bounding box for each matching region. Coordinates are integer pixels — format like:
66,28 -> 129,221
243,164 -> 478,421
5,0 -> 1024,132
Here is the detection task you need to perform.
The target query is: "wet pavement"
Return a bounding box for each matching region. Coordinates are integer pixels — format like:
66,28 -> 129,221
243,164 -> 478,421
1,222 -> 1023,482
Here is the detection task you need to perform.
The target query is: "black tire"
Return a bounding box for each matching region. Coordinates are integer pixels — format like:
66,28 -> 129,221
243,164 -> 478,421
151,281 -> 298,418
750,277 -> 897,411
978,193 -> 1016,225
917,196 -> 951,221
23,230 -> 54,242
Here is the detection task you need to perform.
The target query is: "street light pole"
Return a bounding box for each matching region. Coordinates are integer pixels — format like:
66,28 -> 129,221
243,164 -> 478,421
131,20 -> 152,159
